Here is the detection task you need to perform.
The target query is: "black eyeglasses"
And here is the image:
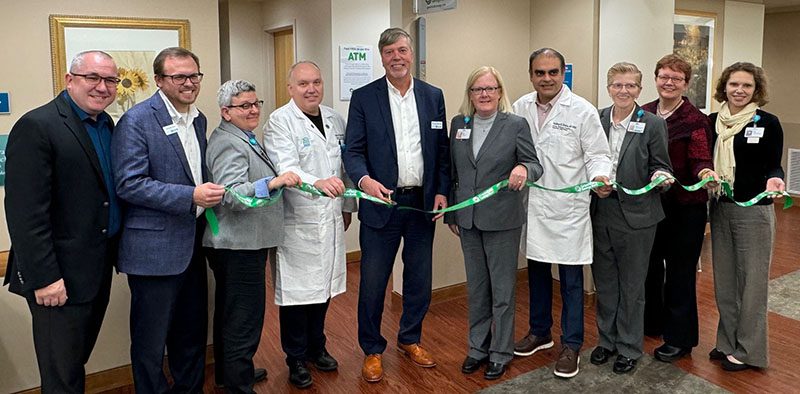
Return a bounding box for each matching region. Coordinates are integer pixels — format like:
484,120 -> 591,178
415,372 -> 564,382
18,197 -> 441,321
469,86 -> 501,95
227,100 -> 264,110
70,73 -> 121,87
160,73 -> 204,84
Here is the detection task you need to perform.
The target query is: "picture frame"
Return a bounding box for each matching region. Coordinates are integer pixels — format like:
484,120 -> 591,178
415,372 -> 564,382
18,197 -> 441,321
673,11 -> 715,113
49,15 -> 190,119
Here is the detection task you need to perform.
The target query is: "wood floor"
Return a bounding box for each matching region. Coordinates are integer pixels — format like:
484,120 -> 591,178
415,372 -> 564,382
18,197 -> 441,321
120,203 -> 800,393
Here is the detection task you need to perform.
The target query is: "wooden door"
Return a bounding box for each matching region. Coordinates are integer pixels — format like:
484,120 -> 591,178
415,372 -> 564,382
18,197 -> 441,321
273,28 -> 294,108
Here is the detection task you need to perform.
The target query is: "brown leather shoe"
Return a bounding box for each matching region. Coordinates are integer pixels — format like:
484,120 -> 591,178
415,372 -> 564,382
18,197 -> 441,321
397,343 -> 437,367
362,354 -> 383,382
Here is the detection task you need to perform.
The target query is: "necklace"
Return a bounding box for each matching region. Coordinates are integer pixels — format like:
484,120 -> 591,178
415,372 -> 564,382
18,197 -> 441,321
657,99 -> 683,118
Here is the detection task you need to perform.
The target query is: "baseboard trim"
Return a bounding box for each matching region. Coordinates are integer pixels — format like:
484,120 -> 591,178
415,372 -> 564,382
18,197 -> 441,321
14,345 -> 215,394
346,250 -> 361,264
428,267 -> 596,305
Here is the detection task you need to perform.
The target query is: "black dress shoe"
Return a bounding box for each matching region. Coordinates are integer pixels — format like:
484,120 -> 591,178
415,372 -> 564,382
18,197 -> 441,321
709,348 -> 726,361
288,360 -> 312,388
654,344 -> 691,363
590,346 -> 617,365
612,355 -> 637,374
461,356 -> 488,374
721,358 -> 753,372
484,362 -> 506,380
313,349 -> 339,371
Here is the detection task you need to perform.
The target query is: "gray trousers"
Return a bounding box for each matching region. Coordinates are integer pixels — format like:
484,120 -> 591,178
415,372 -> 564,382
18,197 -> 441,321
459,226 -> 522,365
710,200 -> 775,368
591,197 -> 657,359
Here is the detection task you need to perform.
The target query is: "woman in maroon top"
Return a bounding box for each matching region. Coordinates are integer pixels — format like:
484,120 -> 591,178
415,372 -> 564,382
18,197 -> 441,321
642,54 -> 719,362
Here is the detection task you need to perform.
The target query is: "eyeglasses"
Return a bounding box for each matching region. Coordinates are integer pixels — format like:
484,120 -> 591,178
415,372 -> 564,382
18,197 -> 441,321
160,73 -> 204,84
608,83 -> 640,91
656,75 -> 685,83
469,86 -> 500,95
70,73 -> 121,87
227,100 -> 264,110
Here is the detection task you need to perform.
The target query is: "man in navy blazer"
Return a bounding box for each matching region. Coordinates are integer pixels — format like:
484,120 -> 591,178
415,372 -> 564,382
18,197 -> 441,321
111,47 -> 224,393
343,28 -> 450,383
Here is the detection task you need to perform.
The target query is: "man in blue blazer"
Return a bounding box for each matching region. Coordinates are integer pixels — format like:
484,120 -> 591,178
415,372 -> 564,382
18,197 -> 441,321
111,47 -> 224,393
343,28 -> 450,383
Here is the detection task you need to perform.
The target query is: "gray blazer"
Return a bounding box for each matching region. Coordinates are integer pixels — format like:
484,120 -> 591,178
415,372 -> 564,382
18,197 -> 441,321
593,105 -> 672,229
445,112 -> 543,231
202,120 -> 284,249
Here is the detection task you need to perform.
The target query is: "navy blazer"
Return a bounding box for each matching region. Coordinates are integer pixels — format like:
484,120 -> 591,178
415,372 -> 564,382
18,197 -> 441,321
111,92 -> 208,275
343,77 -> 451,228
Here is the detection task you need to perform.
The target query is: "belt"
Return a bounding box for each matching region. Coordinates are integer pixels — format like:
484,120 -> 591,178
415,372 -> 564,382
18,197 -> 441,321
395,186 -> 422,194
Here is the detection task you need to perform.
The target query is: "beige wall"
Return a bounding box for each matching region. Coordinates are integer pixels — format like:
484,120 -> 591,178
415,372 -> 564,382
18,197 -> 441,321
0,1 -> 221,391
763,11 -> 800,171
722,1 -> 765,67
597,0 -> 675,108
531,0 -> 599,104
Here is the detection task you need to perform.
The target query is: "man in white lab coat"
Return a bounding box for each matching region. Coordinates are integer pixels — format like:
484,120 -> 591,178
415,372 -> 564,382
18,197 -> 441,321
263,61 -> 357,389
511,48 -> 612,379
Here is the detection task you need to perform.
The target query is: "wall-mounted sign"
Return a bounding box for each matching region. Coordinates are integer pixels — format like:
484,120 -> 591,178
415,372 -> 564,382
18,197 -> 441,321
339,45 -> 373,101
0,92 -> 10,115
564,63 -> 573,90
414,0 -> 457,14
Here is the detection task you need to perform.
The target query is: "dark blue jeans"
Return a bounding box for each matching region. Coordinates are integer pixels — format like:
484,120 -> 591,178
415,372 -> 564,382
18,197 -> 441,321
357,189 -> 435,355
527,259 -> 584,351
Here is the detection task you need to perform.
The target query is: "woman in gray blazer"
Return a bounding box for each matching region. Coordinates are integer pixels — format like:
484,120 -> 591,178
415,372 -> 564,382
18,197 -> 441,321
590,62 -> 673,374
444,66 -> 543,380
202,80 -> 300,393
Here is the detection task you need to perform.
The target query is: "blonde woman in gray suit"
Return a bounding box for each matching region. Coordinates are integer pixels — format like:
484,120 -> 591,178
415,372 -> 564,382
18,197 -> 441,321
445,66 -> 543,380
203,80 -> 300,393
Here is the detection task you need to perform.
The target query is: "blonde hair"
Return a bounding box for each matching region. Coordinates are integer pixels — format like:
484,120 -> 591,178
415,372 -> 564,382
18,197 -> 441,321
458,66 -> 512,116
606,62 -> 642,87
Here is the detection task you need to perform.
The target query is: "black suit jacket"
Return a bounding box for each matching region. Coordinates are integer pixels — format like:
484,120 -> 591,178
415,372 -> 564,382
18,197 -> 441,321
4,92 -> 116,303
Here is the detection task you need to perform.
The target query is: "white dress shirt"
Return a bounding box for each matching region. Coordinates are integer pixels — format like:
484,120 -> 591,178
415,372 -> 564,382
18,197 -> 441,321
158,90 -> 203,216
608,106 -> 635,180
387,78 -> 423,187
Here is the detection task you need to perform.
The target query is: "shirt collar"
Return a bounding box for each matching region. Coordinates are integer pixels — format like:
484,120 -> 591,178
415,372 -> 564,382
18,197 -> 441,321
62,90 -> 111,126
387,77 -> 414,98
158,89 -> 199,124
610,105 -> 636,128
535,85 -> 565,110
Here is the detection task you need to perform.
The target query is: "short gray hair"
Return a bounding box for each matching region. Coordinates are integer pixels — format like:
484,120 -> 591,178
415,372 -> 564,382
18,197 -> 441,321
378,28 -> 413,53
69,50 -> 114,73
217,79 -> 256,107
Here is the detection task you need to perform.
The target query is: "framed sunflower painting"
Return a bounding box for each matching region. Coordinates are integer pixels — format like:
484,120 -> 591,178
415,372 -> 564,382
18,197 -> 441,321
49,15 -> 190,120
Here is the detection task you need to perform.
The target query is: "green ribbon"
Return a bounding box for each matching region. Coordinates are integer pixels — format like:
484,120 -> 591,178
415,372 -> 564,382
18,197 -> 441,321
206,176 -> 792,236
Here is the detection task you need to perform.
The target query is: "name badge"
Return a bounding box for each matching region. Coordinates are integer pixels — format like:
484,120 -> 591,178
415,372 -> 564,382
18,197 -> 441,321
744,127 -> 764,138
747,137 -> 760,144
455,128 -> 471,140
163,124 -> 179,136
627,122 -> 645,134
431,121 -> 443,130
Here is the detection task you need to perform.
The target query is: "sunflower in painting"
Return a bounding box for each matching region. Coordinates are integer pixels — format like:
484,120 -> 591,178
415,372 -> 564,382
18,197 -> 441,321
116,67 -> 150,111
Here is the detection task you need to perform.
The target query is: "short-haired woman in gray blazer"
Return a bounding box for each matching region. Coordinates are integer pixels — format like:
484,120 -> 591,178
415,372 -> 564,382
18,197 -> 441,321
444,66 -> 543,380
590,62 -> 673,374
202,80 -> 300,392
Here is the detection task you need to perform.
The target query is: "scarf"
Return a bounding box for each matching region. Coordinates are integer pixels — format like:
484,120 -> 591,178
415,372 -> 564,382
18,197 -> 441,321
714,101 -> 758,191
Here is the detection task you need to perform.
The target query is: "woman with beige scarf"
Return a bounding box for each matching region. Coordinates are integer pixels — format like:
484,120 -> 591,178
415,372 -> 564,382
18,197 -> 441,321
708,62 -> 785,372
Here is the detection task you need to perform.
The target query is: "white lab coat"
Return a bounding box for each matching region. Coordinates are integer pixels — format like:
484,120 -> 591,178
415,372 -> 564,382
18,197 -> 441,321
512,86 -> 611,265
263,99 -> 356,305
